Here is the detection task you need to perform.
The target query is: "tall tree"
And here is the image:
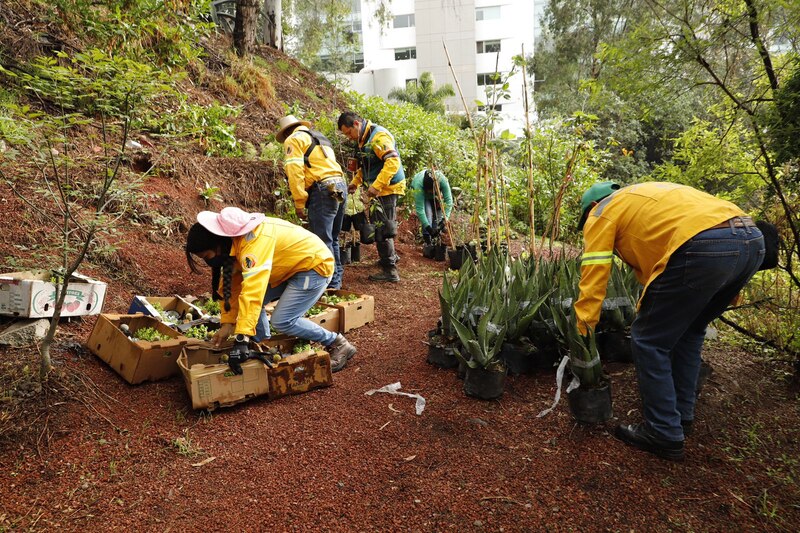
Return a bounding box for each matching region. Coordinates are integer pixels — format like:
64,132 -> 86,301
234,0 -> 260,56
388,72 -> 456,115
264,0 -> 282,50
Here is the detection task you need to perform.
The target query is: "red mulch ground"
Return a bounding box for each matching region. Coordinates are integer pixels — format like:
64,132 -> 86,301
1,229 -> 798,532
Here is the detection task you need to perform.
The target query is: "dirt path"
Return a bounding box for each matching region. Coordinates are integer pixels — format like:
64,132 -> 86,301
1,240 -> 798,532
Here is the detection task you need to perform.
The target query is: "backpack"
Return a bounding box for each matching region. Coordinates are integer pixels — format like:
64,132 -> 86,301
297,129 -> 333,168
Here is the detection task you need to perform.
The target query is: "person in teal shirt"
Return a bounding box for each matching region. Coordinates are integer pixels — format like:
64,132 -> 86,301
410,167 -> 453,244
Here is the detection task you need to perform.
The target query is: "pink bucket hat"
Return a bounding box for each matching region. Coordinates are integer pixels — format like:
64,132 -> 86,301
197,207 -> 266,237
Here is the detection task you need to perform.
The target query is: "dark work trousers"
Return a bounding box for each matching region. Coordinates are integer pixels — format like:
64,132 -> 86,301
374,194 -> 399,268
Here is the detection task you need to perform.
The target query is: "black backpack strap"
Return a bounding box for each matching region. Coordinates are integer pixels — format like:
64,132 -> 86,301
297,129 -> 333,168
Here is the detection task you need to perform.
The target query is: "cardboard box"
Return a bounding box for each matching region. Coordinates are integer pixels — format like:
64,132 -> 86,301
307,305 -> 340,334
0,270 -> 107,318
127,295 -> 206,325
264,301 -> 341,335
321,290 -> 375,333
178,337 -> 332,410
178,343 -> 271,411
86,313 -> 197,384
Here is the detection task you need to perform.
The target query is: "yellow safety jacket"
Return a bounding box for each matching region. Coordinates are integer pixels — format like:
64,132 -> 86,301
574,182 -> 746,334
283,125 -> 344,210
220,217 -> 334,336
350,121 -> 406,197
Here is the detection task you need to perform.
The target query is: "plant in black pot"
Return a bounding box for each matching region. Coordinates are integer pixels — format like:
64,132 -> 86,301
596,262 -> 638,364
551,300 -> 612,425
499,256 -> 553,375
452,299 -> 508,400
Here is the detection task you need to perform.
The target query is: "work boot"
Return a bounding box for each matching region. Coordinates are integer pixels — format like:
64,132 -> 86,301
614,422 -> 685,461
681,419 -> 694,437
327,334 -> 357,372
368,265 -> 400,282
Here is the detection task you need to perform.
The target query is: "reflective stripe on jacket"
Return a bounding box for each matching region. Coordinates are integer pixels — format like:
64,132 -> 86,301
283,125 -> 344,209
574,182 -> 747,333
410,170 -> 453,227
350,121 -> 405,197
220,218 -> 335,336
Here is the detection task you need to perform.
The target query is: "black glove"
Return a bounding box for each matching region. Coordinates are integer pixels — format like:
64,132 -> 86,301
225,342 -> 249,375
428,224 -> 440,238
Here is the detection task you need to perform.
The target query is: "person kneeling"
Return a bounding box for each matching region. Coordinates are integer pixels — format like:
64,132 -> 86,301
185,206 -> 356,373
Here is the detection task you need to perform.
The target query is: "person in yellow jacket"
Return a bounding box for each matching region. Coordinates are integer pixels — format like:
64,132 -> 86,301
185,207 -> 357,373
338,111 -> 405,282
276,115 -> 347,289
575,182 -> 765,460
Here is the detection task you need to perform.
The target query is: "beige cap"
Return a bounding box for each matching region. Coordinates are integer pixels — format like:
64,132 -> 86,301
275,115 -> 312,143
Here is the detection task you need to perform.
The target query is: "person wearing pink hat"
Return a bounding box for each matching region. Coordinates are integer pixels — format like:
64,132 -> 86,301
185,207 -> 357,373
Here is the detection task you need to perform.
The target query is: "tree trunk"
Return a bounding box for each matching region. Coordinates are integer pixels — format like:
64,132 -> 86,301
264,0 -> 282,50
234,0 -> 259,56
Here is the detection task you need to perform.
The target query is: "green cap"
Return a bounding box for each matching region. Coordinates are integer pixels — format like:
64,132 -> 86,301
578,182 -> 620,230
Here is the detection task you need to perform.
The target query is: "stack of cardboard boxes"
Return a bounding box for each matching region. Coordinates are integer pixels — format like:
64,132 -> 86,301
85,290 -> 375,410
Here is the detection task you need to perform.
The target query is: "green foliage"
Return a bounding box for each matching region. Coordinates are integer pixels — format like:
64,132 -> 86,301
133,327 -> 171,342
766,59 -> 800,165
141,101 -> 242,157
343,91 -> 476,188
292,341 -> 312,354
388,72 -> 455,115
185,324 -> 212,340
10,49 -> 175,119
306,305 -> 327,317
43,0 -> 213,67
198,182 -> 223,206
200,299 -> 221,316
318,293 -> 359,304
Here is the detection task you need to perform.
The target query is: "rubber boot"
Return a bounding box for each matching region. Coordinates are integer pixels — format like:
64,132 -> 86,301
369,265 -> 400,282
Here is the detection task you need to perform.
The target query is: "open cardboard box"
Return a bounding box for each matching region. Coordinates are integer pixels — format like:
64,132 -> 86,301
263,300 -> 341,334
0,270 -> 107,318
320,289 -> 375,333
86,313 -> 198,384
127,295 -> 207,325
178,336 -> 332,410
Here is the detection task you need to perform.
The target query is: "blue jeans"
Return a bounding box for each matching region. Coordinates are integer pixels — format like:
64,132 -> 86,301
307,178 -> 347,289
631,224 -> 765,441
253,270 -> 337,346
422,197 -> 442,242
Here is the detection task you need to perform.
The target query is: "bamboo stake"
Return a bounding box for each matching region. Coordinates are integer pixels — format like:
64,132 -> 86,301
520,44 -> 536,257
540,144 -> 582,252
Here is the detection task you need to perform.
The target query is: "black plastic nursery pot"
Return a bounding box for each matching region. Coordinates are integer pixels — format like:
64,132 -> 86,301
447,248 -> 464,269
434,244 -> 447,262
500,342 -> 537,375
422,244 -> 436,259
340,246 -> 352,265
350,242 -> 361,262
567,381 -> 613,424
350,212 -> 366,231
341,214 -> 352,232
360,223 -> 376,244
463,365 -> 506,400
597,330 -> 633,363
427,343 -> 459,369
457,357 -> 468,380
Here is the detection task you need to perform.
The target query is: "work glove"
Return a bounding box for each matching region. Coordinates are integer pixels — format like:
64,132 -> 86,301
428,224 -> 440,238
224,342 -> 250,375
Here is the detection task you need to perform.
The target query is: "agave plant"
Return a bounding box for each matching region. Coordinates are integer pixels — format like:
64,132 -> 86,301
504,256 -> 554,343
451,293 -> 508,370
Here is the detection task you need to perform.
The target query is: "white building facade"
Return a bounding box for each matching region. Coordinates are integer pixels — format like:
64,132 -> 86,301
340,0 -> 543,133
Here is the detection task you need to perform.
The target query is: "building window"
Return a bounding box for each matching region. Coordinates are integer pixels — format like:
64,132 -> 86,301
476,6 -> 501,21
478,104 -> 503,112
477,72 -> 502,86
406,78 -> 418,88
394,47 -> 416,61
393,13 -> 415,28
350,53 -> 364,73
476,40 -> 501,54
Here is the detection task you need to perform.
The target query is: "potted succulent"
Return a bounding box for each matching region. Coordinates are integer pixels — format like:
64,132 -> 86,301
452,300 -> 508,400
498,256 -> 553,375
550,297 -> 612,424
595,263 -> 638,363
